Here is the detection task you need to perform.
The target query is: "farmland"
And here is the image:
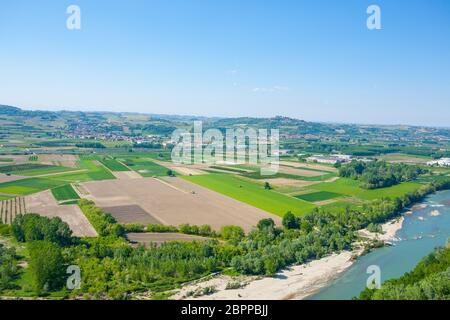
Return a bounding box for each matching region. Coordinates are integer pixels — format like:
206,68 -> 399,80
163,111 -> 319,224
0,163 -> 73,176
183,173 -> 316,216
119,157 -> 169,177
51,184 -> 80,202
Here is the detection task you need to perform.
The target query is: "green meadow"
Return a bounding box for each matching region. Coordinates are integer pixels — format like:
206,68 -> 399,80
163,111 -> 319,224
183,173 -> 316,216
99,157 -> 130,171
295,191 -> 341,202
51,184 -> 80,201
120,157 -> 169,177
308,178 -> 423,201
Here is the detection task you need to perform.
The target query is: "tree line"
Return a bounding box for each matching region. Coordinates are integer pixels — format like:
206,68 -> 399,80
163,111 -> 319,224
339,160 -> 429,189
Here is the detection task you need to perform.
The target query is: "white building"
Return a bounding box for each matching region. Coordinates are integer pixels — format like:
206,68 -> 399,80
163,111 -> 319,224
306,154 -> 352,164
426,158 -> 450,167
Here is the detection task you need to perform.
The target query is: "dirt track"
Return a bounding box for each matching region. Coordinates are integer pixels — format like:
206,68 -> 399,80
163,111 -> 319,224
126,232 -> 209,246
81,177 -> 280,232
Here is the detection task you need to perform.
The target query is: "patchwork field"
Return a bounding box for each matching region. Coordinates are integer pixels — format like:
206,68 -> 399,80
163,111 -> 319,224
183,173 -> 316,216
25,190 -> 97,237
119,157 -> 170,177
98,157 -> 130,171
0,163 -> 74,176
81,176 -> 280,231
0,197 -> 26,224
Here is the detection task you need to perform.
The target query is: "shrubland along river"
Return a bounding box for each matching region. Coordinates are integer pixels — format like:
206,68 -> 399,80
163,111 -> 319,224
308,190 -> 450,300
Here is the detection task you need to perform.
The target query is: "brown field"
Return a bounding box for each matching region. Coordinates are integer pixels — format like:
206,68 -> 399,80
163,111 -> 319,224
0,197 -> 26,224
279,161 -> 337,172
38,154 -> 78,167
126,232 -> 209,246
103,205 -> 161,224
0,155 -> 29,164
81,176 -> 280,232
278,165 -> 326,177
0,174 -> 27,184
25,190 -> 97,237
112,170 -> 142,180
152,160 -> 208,175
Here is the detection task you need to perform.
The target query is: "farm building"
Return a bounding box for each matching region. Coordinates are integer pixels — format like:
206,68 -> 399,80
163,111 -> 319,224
426,158 -> 450,167
306,154 -> 352,164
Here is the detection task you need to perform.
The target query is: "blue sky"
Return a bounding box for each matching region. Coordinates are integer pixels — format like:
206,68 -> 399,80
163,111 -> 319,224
0,0 -> 449,126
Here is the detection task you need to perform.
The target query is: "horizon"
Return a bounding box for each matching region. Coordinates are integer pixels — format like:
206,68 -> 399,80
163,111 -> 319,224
1,0 -> 450,126
3,102 -> 450,129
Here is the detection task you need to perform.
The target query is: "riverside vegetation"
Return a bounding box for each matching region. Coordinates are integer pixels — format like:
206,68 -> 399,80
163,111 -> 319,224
1,178 -> 449,299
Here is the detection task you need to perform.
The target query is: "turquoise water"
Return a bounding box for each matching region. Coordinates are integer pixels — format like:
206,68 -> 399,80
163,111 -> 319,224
309,190 -> 450,300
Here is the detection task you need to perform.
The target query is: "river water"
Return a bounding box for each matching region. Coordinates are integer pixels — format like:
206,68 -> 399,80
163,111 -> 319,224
308,190 -> 450,300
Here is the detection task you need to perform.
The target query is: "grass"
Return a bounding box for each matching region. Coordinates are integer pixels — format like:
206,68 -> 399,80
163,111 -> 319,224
51,184 -> 80,201
242,171 -> 336,182
309,178 -> 422,201
183,173 -> 316,216
121,158 -> 169,177
99,157 -> 130,171
0,160 -> 115,196
0,177 -> 67,195
0,163 -> 73,176
295,191 -> 342,202
50,160 -> 115,182
0,158 -> 13,162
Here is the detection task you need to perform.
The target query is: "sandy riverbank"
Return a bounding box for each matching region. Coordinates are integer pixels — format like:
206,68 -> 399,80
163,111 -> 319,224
171,251 -> 355,300
171,215 -> 405,300
358,216 -> 405,242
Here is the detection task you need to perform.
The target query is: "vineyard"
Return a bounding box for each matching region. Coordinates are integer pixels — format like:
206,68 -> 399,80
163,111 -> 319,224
0,197 -> 26,224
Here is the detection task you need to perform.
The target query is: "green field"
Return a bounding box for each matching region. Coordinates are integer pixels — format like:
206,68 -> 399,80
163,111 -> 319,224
0,177 -> 67,195
308,178 -> 422,200
99,157 -> 130,171
0,160 -> 115,196
0,163 -> 73,176
242,171 -> 336,181
51,184 -> 80,201
183,173 -> 316,216
121,158 -> 169,177
50,160 -> 116,182
295,191 -> 342,202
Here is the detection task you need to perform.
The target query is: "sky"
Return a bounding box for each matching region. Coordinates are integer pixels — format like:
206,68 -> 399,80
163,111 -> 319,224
0,0 -> 449,126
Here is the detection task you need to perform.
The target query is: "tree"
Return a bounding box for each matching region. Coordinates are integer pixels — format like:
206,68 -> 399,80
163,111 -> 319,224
257,218 -> 275,232
264,182 -> 272,190
282,211 -> 299,229
220,225 -> 245,242
28,241 -> 65,293
167,169 -> 175,177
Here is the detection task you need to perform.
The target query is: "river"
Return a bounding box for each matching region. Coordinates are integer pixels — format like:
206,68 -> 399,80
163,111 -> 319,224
308,190 -> 450,300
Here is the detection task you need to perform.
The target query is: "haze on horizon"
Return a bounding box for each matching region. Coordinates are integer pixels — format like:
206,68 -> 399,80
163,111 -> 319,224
0,0 -> 449,127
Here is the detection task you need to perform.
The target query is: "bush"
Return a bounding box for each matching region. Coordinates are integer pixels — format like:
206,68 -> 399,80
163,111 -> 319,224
220,225 -> 245,242
0,224 -> 12,237
146,224 -> 178,233
78,199 -> 124,237
123,224 -> 146,233
179,224 -> 218,237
